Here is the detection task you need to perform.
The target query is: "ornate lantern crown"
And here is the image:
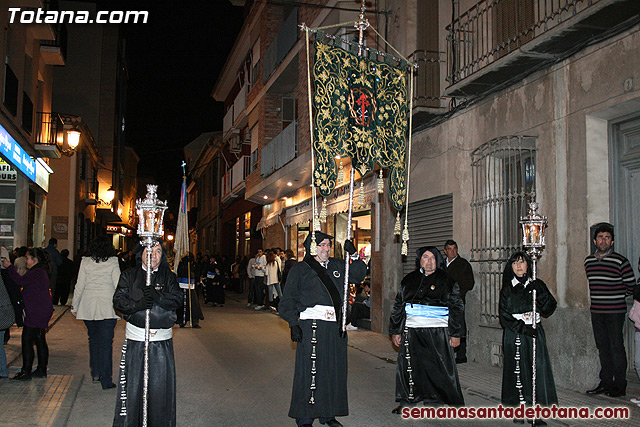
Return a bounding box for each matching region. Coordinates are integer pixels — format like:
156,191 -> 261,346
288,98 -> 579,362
136,184 -> 168,243
520,200 -> 547,259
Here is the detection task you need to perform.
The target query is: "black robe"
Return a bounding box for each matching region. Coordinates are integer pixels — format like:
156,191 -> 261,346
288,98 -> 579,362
176,260 -> 204,325
499,278 -> 558,407
279,255 -> 366,420
112,266 -> 183,427
389,269 -> 465,406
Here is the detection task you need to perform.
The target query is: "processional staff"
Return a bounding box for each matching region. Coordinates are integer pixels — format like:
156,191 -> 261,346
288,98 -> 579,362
520,200 -> 548,424
135,185 -> 168,427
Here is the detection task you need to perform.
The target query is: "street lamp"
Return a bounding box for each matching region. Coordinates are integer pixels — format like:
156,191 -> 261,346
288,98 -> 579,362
67,129 -> 81,149
135,184 -> 168,427
105,186 -> 115,202
519,199 -> 548,419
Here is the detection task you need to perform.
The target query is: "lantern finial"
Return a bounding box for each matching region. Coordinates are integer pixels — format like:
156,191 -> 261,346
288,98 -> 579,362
520,199 -> 547,260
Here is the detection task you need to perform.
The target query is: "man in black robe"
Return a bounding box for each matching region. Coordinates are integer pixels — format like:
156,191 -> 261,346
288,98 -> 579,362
113,243 -> 182,427
279,231 -> 366,427
389,246 -> 465,413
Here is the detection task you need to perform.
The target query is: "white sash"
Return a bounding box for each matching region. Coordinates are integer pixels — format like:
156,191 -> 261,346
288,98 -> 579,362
126,322 -> 173,342
299,305 -> 337,322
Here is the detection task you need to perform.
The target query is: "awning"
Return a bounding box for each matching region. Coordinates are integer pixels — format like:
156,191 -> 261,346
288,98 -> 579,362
284,177 -> 376,226
256,208 -> 283,230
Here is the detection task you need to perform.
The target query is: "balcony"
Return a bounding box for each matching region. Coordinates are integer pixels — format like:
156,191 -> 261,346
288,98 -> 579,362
40,22 -> 67,66
262,8 -> 299,84
260,122 -> 297,177
223,106 -> 234,136
233,83 -> 248,126
221,155 -> 251,203
408,49 -> 447,129
445,0 -> 640,98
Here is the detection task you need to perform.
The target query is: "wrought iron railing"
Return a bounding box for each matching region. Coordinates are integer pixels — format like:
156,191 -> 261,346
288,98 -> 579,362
447,0 -> 596,85
408,49 -> 445,110
262,7 -> 299,84
470,135 -> 537,325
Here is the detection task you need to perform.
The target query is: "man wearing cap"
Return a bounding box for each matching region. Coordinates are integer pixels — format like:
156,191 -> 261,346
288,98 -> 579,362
279,231 -> 366,427
389,246 -> 465,413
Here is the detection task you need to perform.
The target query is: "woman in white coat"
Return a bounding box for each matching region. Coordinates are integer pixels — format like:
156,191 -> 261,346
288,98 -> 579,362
71,236 -> 121,389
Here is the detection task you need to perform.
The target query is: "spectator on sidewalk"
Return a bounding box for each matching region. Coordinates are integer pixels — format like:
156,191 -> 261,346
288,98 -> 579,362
0,260 -> 15,378
252,248 -> 266,310
389,246 -> 465,413
44,238 -> 62,294
246,253 -> 256,307
499,251 -> 557,425
112,243 -> 182,426
347,282 -> 370,330
265,250 -> 282,312
1,246 -> 24,345
52,249 -> 75,305
231,256 -> 241,293
281,249 -> 297,293
3,248 -> 54,380
584,223 -> 635,397
444,240 -> 475,364
629,258 -> 640,408
71,236 -> 121,390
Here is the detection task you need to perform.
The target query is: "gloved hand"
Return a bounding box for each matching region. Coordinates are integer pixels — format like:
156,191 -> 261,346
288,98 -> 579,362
344,239 -> 357,256
142,286 -> 154,309
523,325 -> 537,338
290,325 -> 303,342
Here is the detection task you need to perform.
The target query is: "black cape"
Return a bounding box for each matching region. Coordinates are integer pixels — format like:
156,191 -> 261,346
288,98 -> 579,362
499,278 -> 558,406
279,255 -> 366,419
112,265 -> 182,426
389,269 -> 465,406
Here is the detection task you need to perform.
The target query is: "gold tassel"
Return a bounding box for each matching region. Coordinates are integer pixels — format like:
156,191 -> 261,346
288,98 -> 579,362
313,214 -> 321,231
310,231 -> 317,256
401,223 -> 409,256
394,212 -> 401,235
377,169 -> 384,194
337,159 -> 344,183
319,198 -> 327,223
358,180 -> 365,205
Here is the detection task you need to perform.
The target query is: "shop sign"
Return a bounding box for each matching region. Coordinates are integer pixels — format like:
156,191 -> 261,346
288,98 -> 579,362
0,123 -> 36,182
0,159 -> 17,181
107,225 -> 133,236
51,216 -> 68,240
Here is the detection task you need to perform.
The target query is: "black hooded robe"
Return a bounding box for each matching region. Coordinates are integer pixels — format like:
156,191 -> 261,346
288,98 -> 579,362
279,238 -> 366,420
389,268 -> 465,406
112,265 -> 182,427
499,278 -> 558,407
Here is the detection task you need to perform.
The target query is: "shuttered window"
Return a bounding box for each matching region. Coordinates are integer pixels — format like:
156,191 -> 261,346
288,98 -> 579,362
402,194 -> 453,278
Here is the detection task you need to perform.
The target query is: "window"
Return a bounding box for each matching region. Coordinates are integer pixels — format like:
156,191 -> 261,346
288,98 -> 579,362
3,65 -> 18,117
282,97 -> 297,130
22,92 -> 33,134
471,135 -> 536,326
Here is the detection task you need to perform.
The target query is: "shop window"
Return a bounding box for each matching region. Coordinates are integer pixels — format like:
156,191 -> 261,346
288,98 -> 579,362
471,135 -> 536,326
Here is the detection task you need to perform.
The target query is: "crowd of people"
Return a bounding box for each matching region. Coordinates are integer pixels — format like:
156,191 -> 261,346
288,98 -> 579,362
1,223 -> 639,426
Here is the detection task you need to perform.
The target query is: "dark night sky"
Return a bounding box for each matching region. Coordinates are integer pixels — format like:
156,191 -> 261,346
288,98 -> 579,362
93,0 -> 245,201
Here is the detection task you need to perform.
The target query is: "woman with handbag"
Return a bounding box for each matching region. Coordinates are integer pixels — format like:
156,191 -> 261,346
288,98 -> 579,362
71,236 -> 121,389
2,248 -> 54,380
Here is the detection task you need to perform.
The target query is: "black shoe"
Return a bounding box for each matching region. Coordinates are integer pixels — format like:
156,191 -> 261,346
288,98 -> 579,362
605,389 -> 626,398
92,376 -> 101,383
323,420 -> 343,427
12,371 -> 32,381
586,384 -> 607,395
32,369 -> 47,378
102,383 -> 117,390
192,324 -> 201,329
392,405 -> 405,414
455,356 -> 467,364
179,323 -> 186,328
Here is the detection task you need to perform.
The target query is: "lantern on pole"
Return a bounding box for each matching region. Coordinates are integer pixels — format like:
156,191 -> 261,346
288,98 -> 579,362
135,184 -> 167,427
519,200 -> 547,420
